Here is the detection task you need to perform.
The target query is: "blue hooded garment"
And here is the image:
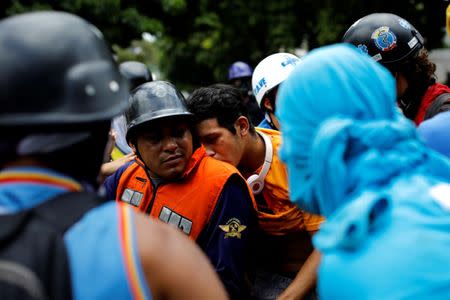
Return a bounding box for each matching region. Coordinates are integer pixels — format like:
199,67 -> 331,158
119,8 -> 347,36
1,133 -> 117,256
276,44 -> 450,299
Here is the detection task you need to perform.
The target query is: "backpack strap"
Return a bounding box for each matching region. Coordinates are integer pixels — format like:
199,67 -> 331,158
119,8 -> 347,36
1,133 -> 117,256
0,211 -> 30,244
33,191 -> 108,233
0,192 -> 107,244
424,92 -> 450,121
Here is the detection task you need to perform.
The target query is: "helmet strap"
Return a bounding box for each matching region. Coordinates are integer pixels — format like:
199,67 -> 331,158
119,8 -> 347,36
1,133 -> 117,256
264,112 -> 278,131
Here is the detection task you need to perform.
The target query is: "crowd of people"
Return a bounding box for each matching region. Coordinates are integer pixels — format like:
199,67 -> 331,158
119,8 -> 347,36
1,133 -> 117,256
1,9 -> 450,300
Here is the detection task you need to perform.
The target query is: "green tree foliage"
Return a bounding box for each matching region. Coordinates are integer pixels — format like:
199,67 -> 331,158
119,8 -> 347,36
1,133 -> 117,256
1,0 -> 447,90
2,0 -> 163,47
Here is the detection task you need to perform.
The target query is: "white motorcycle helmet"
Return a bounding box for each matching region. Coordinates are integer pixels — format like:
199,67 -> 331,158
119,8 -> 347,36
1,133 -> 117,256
252,52 -> 301,108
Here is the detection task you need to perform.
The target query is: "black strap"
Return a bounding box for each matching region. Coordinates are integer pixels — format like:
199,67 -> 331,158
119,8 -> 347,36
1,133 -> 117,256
32,191 -> 108,233
0,211 -> 30,244
0,191 -> 107,245
424,92 -> 450,121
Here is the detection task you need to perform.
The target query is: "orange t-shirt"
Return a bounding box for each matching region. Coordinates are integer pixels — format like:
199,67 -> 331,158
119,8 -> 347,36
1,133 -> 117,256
254,128 -> 324,235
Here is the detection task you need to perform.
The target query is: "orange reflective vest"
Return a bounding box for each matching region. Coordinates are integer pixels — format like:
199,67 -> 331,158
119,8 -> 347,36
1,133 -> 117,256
115,146 -> 247,240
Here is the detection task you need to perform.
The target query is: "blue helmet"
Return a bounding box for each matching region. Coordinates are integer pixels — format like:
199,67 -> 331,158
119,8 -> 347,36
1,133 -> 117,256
228,61 -> 253,81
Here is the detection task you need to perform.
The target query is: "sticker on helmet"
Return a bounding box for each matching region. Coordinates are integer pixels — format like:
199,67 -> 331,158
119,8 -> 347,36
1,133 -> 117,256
357,44 -> 369,55
280,55 -> 300,68
372,53 -> 382,62
371,26 -> 397,52
408,36 -> 418,49
253,78 -> 267,96
398,18 -> 411,30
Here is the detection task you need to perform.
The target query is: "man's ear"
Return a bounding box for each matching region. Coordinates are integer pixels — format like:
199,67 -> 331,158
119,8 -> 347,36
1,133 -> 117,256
234,116 -> 250,137
129,140 -> 137,153
263,97 -> 274,112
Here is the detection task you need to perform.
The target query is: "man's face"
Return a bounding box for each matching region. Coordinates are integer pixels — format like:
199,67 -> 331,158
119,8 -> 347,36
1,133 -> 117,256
134,118 -> 193,180
195,118 -> 244,167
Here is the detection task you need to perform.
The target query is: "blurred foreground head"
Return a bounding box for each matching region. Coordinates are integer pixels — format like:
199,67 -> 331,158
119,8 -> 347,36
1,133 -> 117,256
0,11 -> 128,183
276,43 -> 416,216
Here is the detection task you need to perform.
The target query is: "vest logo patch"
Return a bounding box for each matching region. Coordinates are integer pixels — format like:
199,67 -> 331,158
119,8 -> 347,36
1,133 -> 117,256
120,188 -> 143,207
159,206 -> 192,235
219,218 -> 246,239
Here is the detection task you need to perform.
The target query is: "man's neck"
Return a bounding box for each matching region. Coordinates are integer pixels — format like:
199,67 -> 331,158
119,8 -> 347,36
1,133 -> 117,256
239,131 -> 266,175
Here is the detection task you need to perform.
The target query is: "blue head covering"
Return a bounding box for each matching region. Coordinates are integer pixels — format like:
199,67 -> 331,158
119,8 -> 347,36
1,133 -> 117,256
276,43 -> 450,218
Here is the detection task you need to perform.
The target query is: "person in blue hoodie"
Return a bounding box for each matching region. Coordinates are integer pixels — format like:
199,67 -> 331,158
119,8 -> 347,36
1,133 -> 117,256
276,43 -> 450,300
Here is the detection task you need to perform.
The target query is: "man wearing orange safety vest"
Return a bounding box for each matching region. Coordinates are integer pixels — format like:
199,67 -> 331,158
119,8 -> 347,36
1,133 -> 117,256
187,84 -> 324,300
103,81 -> 258,299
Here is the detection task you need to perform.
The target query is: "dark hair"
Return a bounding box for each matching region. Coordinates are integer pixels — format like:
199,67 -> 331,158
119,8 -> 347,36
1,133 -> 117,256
187,84 -> 255,134
387,48 -> 437,119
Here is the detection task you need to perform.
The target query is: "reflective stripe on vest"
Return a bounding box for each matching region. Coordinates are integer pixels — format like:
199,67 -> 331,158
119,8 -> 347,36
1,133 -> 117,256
115,152 -> 240,240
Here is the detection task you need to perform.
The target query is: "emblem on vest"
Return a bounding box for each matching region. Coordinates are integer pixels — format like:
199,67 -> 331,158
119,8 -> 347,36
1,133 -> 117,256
219,218 -> 246,239
159,206 -> 193,235
120,188 -> 143,207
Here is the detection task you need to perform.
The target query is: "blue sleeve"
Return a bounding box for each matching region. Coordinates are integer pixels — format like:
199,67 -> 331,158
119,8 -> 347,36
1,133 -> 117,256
257,117 -> 272,129
102,161 -> 133,200
197,174 -> 258,299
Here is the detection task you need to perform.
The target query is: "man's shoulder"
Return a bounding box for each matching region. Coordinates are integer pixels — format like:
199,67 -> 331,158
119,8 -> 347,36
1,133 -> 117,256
108,160 -> 141,182
256,127 -> 280,137
256,127 -> 282,149
200,155 -> 240,176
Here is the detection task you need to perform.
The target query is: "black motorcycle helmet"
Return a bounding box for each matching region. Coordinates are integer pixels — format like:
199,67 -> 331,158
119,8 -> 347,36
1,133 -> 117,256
125,81 -> 193,142
119,61 -> 153,91
343,13 -> 424,68
0,11 -> 128,131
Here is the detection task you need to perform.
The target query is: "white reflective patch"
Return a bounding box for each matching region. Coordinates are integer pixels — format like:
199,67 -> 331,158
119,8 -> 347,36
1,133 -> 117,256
430,183 -> 450,211
372,53 -> 382,62
168,212 -> 181,227
408,37 -> 418,49
159,207 -> 172,222
121,188 -> 134,203
130,192 -> 143,206
179,218 -> 192,235
158,206 -> 193,235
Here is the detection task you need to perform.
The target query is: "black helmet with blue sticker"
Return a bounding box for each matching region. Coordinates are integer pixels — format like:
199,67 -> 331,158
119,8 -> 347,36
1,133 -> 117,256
343,13 -> 424,67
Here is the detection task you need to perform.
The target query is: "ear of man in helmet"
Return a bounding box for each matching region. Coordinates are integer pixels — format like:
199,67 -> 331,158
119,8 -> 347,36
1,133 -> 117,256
126,81 -> 197,180
252,53 -> 301,130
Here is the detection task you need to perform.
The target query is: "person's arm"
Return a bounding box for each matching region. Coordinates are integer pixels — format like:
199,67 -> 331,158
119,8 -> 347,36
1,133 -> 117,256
101,161 -> 133,200
276,248 -> 321,300
134,211 -> 228,300
99,152 -> 136,183
197,174 -> 258,299
277,211 -> 324,300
